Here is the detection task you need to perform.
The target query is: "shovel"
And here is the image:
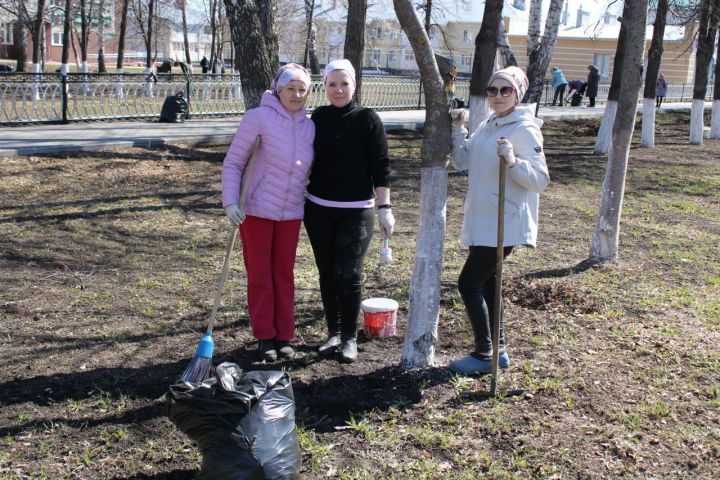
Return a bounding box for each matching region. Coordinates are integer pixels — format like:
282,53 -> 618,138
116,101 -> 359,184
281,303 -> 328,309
489,142 -> 507,397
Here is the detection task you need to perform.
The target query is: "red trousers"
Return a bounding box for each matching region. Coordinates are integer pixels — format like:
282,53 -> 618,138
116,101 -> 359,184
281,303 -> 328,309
239,216 -> 301,341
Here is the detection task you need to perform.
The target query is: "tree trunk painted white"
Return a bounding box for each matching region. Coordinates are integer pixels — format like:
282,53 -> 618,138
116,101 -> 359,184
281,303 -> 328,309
468,94 -> 490,133
690,98 -> 705,145
80,61 -> 90,94
711,100 -> 720,138
394,0 -> 452,368
400,166 -> 447,368
594,100 -> 618,155
589,0 -> 648,263
524,0 -> 563,103
640,98 -> 656,147
31,63 -> 41,101
115,69 -> 125,99
144,66 -> 155,98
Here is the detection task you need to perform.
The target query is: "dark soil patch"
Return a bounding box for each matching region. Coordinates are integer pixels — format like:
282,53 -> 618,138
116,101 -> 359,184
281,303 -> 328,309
1,112 -> 719,479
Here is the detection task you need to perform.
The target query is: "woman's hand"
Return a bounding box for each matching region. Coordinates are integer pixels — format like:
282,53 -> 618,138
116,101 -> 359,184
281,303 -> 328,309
449,108 -> 467,128
225,204 -> 245,225
378,208 -> 395,238
496,138 -> 517,167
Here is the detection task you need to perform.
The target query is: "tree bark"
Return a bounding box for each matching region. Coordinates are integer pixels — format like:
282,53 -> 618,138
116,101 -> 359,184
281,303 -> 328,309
223,0 -> 278,109
497,19 -> 517,68
394,0 -> 452,369
641,0 -> 668,147
523,0 -> 563,104
589,0 -> 649,263
344,0 -> 367,103
181,0 -> 191,64
469,0 -> 503,131
15,21 -> 28,72
60,0 -> 72,74
690,0 -> 720,144
711,34 -> 720,137
594,2 -> 630,156
32,0 -> 47,66
97,0 -> 106,73
116,0 -> 129,70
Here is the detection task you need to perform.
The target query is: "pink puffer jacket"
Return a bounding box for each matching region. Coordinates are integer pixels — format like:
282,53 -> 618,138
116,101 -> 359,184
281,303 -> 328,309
221,90 -> 315,221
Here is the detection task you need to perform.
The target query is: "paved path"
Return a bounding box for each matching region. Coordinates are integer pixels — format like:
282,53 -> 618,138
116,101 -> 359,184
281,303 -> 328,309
0,102 -> 700,157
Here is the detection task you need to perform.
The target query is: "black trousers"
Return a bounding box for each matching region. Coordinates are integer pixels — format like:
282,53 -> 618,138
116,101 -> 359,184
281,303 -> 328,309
458,245 -> 513,359
304,201 -> 374,340
552,85 -> 566,105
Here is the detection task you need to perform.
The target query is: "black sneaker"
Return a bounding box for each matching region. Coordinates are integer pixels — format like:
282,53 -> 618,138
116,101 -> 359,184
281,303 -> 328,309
340,339 -> 358,363
276,340 -> 294,360
318,334 -> 341,356
258,340 -> 277,362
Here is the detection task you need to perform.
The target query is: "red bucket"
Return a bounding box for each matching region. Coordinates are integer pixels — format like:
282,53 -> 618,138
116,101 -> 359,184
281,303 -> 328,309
361,298 -> 398,338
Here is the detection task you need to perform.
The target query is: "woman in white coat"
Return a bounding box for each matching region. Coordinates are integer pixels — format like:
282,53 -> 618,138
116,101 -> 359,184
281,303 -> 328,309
448,66 -> 550,375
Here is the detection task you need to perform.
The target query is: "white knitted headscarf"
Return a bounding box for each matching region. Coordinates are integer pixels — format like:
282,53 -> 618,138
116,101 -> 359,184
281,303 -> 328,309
323,59 -> 356,85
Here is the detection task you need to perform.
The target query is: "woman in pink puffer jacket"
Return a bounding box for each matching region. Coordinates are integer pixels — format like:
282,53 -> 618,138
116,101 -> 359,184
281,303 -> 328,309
221,63 -> 315,362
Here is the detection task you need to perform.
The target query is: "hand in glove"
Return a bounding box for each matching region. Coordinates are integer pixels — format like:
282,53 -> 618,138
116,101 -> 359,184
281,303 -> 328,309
449,108 -> 467,128
496,137 -> 517,168
378,207 -> 395,238
225,203 -> 246,226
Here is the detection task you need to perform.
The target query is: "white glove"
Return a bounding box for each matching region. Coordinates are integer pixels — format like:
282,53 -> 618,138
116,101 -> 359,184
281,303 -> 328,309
378,208 -> 395,238
496,138 -> 517,168
449,108 -> 467,128
225,203 -> 245,225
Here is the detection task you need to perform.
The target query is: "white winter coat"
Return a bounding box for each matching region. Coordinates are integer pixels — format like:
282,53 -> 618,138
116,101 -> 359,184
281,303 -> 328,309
451,104 -> 550,247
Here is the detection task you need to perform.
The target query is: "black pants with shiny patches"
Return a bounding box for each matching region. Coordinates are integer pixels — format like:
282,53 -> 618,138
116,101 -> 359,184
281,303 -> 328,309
458,245 -> 514,359
304,201 -> 375,340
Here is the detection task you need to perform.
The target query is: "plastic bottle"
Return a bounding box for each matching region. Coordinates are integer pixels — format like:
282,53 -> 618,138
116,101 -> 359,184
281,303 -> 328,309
379,236 -> 392,264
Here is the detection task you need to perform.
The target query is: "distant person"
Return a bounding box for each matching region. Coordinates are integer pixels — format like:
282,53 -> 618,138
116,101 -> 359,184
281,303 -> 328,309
656,73 -> 668,108
564,80 -> 586,100
550,66 -> 568,106
221,64 -> 315,362
586,65 -> 600,108
199,55 -> 209,74
305,59 -> 394,363
447,66 -> 550,375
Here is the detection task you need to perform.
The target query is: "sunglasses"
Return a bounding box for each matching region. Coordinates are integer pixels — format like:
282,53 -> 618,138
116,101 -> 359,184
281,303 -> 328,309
486,86 -> 515,97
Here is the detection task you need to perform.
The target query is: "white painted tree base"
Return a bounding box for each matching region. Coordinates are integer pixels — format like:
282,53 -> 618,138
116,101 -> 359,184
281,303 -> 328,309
115,69 -> 125,99
144,67 -> 155,98
400,166 -> 448,369
690,99 -> 705,145
711,100 -> 720,138
594,100 -> 618,155
640,98 -> 656,148
469,95 -> 490,134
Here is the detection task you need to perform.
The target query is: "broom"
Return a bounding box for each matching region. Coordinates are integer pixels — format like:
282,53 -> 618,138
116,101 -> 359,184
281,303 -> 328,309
181,135 -> 261,383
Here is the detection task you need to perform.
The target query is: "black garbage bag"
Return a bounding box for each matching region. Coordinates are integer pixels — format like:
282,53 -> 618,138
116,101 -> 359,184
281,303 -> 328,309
164,363 -> 300,480
160,91 -> 189,123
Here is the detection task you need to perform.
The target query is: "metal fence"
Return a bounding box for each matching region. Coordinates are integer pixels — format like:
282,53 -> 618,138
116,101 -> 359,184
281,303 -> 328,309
0,71 -> 713,125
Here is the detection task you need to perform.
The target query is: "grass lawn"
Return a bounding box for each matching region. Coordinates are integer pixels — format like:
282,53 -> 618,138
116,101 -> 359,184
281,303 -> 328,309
0,111 -> 719,479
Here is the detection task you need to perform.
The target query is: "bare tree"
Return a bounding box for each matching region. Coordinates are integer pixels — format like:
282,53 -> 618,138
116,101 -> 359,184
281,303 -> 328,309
711,33 -> 720,137
31,0 -> 47,72
60,0 -> 72,74
594,3 -> 630,156
690,0 -> 719,145
224,0 -> 278,109
179,0 -> 191,65
497,18 -> 517,68
393,0 -> 452,368
345,0 -> 367,102
304,0 -> 320,73
641,0 -> 669,147
589,0 -> 649,263
97,0 -> 107,72
523,0 -> 564,104
468,0 -> 503,131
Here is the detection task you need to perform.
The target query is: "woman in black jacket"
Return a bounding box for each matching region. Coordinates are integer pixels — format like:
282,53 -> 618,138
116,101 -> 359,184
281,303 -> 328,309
586,65 -> 600,107
304,59 -> 395,363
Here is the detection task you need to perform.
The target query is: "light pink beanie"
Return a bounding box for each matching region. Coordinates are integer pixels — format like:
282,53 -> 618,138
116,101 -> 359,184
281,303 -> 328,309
489,66 -> 529,103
